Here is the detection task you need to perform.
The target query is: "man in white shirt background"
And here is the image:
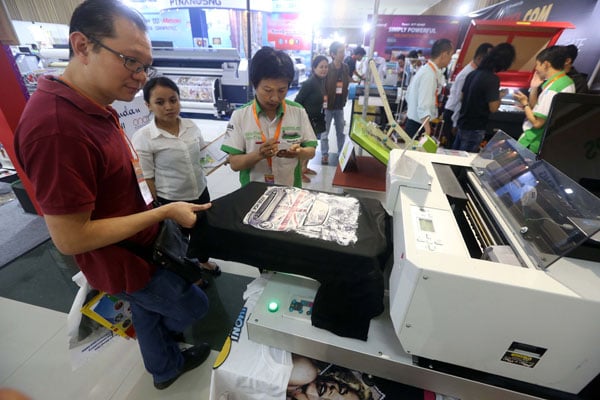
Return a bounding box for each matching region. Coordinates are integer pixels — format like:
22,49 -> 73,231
404,39 -> 454,137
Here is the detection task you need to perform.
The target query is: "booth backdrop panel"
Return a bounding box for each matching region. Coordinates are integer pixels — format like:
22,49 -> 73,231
366,15 -> 465,59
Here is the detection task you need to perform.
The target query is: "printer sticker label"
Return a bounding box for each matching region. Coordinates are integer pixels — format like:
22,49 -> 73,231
500,341 -> 547,368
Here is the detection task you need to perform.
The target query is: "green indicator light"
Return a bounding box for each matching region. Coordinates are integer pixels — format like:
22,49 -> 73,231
267,301 -> 279,312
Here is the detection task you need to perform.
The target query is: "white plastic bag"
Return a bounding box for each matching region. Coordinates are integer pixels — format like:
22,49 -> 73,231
66,271 -> 90,341
67,272 -> 121,370
209,274 -> 293,400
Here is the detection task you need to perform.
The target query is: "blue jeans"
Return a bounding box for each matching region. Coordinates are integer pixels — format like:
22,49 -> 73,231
324,109 -> 345,155
452,128 -> 486,152
115,268 -> 209,383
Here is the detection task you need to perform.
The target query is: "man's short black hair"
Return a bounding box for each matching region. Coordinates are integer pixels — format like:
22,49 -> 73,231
564,44 -> 578,62
329,41 -> 345,57
431,39 -> 453,58
474,42 -> 494,60
249,46 -> 295,88
478,42 -> 516,72
536,45 -> 569,70
69,0 -> 146,58
353,47 -> 366,56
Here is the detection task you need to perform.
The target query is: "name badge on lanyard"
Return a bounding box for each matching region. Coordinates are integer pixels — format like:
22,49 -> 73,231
264,173 -> 275,184
114,115 -> 154,205
133,159 -> 154,205
253,100 -> 285,185
55,76 -> 155,206
336,81 -> 343,94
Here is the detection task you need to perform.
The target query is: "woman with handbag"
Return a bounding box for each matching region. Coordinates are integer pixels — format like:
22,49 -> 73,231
295,55 -> 329,179
132,76 -> 220,278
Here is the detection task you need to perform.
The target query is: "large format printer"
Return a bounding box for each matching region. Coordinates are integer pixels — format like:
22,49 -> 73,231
246,131 -> 600,399
151,48 -> 249,118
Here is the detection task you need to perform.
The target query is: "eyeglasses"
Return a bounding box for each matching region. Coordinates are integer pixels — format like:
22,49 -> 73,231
87,35 -> 157,78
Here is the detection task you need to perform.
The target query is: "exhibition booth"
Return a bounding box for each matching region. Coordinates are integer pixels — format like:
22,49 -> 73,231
0,0 -> 599,399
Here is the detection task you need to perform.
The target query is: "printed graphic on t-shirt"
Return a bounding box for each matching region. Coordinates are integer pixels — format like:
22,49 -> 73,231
243,186 -> 360,245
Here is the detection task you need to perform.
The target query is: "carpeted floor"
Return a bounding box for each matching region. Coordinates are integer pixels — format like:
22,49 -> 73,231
0,240 -> 80,312
187,270 -> 254,350
0,181 -> 16,206
0,199 -> 50,268
0,234 -> 253,351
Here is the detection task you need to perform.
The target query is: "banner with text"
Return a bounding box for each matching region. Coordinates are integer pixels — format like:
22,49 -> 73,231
367,15 -> 464,59
157,0 -> 247,10
144,9 -> 193,48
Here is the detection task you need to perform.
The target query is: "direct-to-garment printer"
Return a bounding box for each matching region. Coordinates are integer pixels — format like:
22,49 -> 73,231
247,131 -> 599,400
151,48 -> 249,118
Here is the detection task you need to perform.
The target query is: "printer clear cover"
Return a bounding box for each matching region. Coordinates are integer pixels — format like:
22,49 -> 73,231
471,132 -> 600,269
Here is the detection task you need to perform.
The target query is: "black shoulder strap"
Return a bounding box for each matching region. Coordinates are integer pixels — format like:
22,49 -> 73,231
115,239 -> 153,263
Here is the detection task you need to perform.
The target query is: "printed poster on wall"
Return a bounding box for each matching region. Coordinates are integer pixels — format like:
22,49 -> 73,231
366,15 -> 464,59
266,13 -> 311,51
144,9 -> 194,48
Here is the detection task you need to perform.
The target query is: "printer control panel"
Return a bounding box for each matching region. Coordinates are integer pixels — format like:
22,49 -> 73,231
411,206 -> 444,252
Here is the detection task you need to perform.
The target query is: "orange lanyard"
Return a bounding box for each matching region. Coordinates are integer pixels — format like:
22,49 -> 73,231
252,100 -> 285,168
541,72 -> 566,94
112,114 -> 141,161
57,77 -> 138,161
426,60 -> 437,74
426,61 -> 440,108
56,77 -> 152,204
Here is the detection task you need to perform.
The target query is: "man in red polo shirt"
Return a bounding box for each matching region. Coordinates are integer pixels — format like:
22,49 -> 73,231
14,0 -> 211,390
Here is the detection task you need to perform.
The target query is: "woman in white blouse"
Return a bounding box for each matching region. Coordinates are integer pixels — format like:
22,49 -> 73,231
132,76 -> 220,276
